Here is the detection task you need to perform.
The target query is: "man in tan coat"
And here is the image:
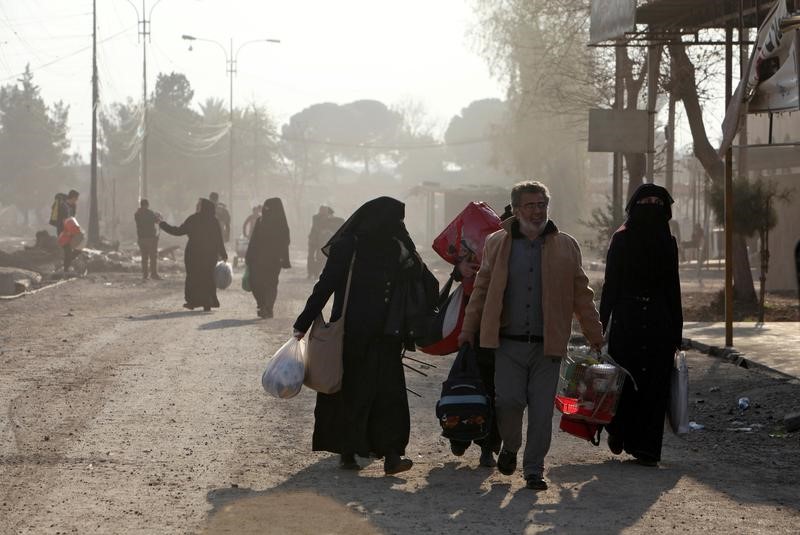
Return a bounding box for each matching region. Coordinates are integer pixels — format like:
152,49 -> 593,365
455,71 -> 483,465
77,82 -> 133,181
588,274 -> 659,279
458,180 -> 603,491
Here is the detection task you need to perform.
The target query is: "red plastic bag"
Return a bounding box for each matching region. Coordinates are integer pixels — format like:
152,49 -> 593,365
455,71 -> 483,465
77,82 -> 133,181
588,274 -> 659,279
58,217 -> 82,247
432,202 -> 501,267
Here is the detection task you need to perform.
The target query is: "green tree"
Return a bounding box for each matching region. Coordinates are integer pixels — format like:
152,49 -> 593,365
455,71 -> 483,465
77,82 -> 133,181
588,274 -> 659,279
0,65 -> 73,224
341,100 -> 402,175
99,98 -> 142,239
235,103 -> 279,195
472,1 -> 594,228
391,99 -> 445,185
147,72 -> 208,210
444,98 -> 506,171
281,102 -> 350,182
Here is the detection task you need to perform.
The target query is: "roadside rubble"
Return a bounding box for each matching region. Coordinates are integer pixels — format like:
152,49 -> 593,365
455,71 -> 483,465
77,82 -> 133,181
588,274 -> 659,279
0,231 -> 182,296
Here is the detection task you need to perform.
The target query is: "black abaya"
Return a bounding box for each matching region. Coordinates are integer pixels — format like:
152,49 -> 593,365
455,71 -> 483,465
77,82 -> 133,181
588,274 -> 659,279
600,184 -> 682,462
294,197 -> 424,458
160,198 -> 227,309
245,198 -> 291,316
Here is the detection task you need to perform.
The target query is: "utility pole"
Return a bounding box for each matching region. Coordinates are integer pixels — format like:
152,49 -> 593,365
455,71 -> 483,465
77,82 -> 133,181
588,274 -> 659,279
88,0 -> 100,246
664,90 -> 675,194
253,104 -> 259,188
124,0 -> 162,200
228,38 -> 235,227
139,0 -> 151,200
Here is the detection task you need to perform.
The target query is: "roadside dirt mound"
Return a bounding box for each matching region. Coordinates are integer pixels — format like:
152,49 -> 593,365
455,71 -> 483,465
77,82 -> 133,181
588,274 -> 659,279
683,290 -> 799,322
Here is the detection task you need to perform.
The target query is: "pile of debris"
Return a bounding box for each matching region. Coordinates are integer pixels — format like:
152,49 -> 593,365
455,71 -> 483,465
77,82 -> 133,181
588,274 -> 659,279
0,230 -> 183,296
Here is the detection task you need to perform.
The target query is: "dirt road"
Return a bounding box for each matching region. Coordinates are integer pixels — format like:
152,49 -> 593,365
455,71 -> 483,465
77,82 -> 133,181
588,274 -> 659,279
1,264 -> 798,534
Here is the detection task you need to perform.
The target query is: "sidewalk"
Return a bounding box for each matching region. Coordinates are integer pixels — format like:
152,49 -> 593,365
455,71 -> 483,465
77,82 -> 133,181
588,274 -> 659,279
683,321 -> 800,378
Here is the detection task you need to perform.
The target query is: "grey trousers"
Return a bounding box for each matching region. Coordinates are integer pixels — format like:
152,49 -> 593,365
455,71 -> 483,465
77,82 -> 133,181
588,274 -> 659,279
494,340 -> 561,478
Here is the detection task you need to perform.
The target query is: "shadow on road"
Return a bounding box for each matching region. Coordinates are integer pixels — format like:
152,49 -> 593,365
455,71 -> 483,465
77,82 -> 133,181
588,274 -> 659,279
196,456 -> 683,534
198,318 -> 262,330
127,310 -> 201,321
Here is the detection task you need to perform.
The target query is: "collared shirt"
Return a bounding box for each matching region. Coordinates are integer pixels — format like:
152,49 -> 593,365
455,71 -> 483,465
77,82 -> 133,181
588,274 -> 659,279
501,221 -> 544,337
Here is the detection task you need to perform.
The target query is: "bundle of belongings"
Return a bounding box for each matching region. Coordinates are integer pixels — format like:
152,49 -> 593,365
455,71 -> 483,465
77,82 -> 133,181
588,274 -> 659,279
418,202 -> 501,356
555,347 -> 628,444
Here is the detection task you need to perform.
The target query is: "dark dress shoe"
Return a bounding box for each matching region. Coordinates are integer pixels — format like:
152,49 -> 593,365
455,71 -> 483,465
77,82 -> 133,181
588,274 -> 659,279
339,454 -> 360,470
450,441 -> 468,457
634,456 -> 658,467
525,476 -> 548,491
607,433 -> 623,455
384,456 -> 413,475
496,449 -> 517,476
479,447 -> 496,468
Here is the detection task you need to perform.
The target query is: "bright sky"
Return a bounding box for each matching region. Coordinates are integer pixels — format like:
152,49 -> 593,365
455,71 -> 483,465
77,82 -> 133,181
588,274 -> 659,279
0,0 -> 505,158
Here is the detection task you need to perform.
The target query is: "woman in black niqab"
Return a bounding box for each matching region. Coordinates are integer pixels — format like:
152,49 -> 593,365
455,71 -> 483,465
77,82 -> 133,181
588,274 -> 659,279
293,196 -> 434,475
160,198 -> 228,311
600,184 -> 682,466
245,197 -> 291,318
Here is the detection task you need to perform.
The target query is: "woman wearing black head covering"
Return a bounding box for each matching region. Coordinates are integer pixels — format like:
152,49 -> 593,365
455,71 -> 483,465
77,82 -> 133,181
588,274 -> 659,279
160,198 -> 228,311
293,196 -> 438,475
245,198 -> 291,318
600,184 -> 683,466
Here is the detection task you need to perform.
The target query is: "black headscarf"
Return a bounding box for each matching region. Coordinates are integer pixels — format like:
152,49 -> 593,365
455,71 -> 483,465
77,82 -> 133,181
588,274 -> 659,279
246,197 -> 290,267
199,198 -> 216,218
623,184 -> 676,290
321,196 -> 412,257
261,197 -> 290,241
625,183 -> 674,225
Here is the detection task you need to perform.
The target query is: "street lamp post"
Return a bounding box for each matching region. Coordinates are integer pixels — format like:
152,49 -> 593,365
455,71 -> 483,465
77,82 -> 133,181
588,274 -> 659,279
182,34 -> 279,230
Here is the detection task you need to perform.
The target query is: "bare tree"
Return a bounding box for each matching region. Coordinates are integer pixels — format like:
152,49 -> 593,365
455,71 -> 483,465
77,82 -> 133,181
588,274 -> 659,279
669,41 -> 756,303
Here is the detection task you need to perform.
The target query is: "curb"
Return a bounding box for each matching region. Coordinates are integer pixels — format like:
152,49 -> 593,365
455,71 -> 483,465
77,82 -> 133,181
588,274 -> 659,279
0,277 -> 77,301
571,332 -> 798,381
681,337 -> 799,381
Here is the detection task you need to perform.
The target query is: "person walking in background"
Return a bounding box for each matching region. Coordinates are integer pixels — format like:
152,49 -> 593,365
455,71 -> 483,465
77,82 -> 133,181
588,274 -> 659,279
600,184 -> 682,467
159,198 -> 227,312
245,198 -> 291,319
58,190 -> 80,272
458,181 -> 603,491
307,205 -> 334,280
49,192 -> 67,235
209,192 -> 231,243
134,199 -> 161,280
293,197 -> 437,475
242,205 -> 261,239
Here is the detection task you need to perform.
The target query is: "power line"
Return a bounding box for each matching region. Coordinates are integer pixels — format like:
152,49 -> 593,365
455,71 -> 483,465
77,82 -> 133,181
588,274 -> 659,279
0,26 -> 133,83
273,133 -> 494,150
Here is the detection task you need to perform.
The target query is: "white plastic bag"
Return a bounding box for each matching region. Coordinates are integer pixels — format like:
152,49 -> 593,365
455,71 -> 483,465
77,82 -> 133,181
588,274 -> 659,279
214,261 -> 233,289
261,337 -> 307,399
668,351 -> 689,435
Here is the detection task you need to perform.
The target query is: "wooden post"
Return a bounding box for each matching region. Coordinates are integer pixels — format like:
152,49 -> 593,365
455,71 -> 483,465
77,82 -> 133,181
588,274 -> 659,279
646,44 -> 661,184
613,45 -> 624,225
725,26 -> 734,348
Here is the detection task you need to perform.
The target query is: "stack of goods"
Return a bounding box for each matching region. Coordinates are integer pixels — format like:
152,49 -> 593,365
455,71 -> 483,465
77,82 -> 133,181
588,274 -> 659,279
555,348 -> 626,441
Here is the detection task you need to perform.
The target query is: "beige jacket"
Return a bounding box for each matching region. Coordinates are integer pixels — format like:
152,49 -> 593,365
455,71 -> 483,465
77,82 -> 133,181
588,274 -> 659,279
461,217 -> 603,357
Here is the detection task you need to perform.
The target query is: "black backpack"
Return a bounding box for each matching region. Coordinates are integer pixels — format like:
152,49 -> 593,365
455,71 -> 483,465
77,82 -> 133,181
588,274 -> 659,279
435,344 -> 492,442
